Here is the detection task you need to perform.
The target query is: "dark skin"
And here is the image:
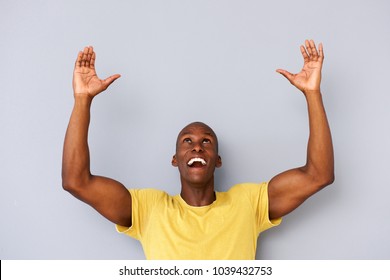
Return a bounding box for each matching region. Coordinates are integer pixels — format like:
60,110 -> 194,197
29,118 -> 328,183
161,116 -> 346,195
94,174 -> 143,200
172,122 -> 222,206
62,40 -> 334,228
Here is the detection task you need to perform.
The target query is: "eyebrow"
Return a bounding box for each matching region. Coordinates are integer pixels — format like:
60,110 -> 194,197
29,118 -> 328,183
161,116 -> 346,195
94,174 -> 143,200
180,132 -> 215,138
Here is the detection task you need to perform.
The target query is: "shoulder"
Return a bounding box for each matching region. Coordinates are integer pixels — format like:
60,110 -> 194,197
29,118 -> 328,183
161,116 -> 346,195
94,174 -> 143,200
228,182 -> 268,196
129,188 -> 170,203
225,182 -> 270,208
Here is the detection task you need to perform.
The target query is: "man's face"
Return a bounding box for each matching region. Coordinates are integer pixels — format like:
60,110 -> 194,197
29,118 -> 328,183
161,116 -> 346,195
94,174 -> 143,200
172,122 -> 222,187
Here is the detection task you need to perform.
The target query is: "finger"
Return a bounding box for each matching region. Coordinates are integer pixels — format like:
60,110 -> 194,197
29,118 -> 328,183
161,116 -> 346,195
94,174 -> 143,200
81,46 -> 89,67
309,40 -> 318,59
305,40 -> 312,57
318,42 -> 324,62
276,69 -> 294,83
300,45 -> 309,63
103,74 -> 121,89
90,50 -> 96,69
75,51 -> 83,68
85,47 -> 93,67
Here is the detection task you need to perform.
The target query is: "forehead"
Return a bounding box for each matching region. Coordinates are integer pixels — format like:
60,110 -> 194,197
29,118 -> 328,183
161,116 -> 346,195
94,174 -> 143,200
175,122 -> 219,152
178,123 -> 217,138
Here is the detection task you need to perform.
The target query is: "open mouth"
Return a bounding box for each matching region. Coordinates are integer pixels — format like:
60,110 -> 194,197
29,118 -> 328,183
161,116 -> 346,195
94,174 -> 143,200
187,157 -> 207,167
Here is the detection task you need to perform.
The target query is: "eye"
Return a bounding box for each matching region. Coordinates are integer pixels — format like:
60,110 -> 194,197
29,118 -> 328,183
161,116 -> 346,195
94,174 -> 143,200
183,138 -> 192,143
202,138 -> 211,144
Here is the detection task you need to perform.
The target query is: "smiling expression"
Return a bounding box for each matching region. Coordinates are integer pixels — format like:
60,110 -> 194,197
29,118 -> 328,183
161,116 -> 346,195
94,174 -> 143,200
172,122 -> 222,188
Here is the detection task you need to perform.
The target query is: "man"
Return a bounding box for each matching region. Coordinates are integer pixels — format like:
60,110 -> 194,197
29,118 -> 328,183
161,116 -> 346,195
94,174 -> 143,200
62,40 -> 334,259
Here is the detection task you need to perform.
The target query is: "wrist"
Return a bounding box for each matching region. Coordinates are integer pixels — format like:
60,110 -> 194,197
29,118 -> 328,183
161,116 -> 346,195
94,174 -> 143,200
303,87 -> 321,93
74,93 -> 94,106
304,91 -> 324,106
303,89 -> 322,97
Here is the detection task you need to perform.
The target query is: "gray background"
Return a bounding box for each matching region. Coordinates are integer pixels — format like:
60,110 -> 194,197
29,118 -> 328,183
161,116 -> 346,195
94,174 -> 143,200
1,0 -> 389,259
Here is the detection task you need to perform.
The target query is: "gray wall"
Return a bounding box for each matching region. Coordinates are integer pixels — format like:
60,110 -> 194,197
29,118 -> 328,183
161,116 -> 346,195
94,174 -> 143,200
1,0 -> 389,259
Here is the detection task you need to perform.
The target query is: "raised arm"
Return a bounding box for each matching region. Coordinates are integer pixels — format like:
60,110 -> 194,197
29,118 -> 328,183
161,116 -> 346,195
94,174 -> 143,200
268,40 -> 334,219
62,46 -> 132,227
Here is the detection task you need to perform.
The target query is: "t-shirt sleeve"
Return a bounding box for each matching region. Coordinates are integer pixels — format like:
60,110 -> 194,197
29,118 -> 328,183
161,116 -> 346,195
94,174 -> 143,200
116,188 -> 166,240
257,182 -> 282,233
236,182 -> 282,234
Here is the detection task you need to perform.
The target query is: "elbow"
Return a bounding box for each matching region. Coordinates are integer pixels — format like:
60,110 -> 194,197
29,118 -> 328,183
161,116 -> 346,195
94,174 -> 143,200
305,162 -> 335,190
61,170 -> 72,191
62,180 -> 73,192
62,179 -> 86,200
304,165 -> 335,191
61,172 -> 86,195
62,177 -> 79,194
62,175 -> 92,203
317,171 -> 335,190
325,166 -> 335,186
328,172 -> 335,185
323,176 -> 335,189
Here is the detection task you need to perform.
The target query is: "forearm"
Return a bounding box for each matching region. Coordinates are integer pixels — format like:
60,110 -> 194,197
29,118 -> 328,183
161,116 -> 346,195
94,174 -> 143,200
303,91 -> 334,185
62,95 -> 94,189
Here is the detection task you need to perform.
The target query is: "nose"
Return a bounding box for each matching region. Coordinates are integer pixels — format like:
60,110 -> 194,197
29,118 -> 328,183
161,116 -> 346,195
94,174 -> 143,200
192,142 -> 203,152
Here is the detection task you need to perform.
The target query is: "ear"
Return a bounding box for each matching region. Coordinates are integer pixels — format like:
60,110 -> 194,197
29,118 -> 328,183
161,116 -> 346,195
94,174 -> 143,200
172,155 -> 178,167
216,155 -> 222,168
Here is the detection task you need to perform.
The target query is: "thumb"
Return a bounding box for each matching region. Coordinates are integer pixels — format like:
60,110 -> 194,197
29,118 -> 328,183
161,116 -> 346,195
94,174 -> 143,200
103,74 -> 121,89
276,69 -> 294,83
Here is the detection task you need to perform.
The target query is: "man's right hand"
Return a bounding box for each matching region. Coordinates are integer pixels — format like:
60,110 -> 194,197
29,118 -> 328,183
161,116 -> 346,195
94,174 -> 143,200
73,46 -> 121,98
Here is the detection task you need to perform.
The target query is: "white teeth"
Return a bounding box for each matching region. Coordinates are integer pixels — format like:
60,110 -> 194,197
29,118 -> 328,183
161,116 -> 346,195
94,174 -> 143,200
187,158 -> 207,166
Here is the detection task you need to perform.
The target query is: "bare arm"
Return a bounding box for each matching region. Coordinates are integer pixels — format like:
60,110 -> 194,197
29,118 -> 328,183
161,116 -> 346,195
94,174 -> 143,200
268,40 -> 334,219
62,46 -> 132,227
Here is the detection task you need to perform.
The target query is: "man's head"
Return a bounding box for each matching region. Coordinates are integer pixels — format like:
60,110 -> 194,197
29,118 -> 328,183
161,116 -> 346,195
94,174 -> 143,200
172,122 -> 222,187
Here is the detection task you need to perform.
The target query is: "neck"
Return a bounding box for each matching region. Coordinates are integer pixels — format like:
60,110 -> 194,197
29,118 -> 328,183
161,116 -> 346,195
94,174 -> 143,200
180,182 -> 216,206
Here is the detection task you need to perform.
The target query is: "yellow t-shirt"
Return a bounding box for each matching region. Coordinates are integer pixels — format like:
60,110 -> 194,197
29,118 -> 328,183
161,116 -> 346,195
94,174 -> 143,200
116,182 -> 281,260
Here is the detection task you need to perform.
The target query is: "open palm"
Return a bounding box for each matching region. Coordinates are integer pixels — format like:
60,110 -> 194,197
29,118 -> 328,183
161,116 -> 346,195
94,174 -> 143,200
73,46 -> 120,98
277,40 -> 324,94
